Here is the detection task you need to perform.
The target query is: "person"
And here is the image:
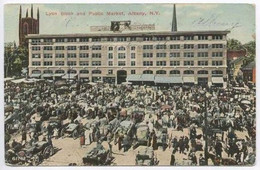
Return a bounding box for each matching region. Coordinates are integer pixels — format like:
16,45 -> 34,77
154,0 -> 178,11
152,131 -> 157,150
190,152 -> 197,165
21,128 -> 27,144
170,152 -> 175,165
118,135 -> 123,151
199,154 -> 206,165
215,141 -> 223,158
80,132 -> 85,147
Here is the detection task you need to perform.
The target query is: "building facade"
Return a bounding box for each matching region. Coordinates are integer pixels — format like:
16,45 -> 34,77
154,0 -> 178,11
27,31 -> 229,87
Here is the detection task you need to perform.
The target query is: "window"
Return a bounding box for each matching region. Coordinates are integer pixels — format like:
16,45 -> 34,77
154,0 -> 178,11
32,39 -> 41,45
198,44 -> 208,49
198,70 -> 208,74
32,70 -> 41,74
108,53 -> 113,59
170,44 -> 180,49
131,53 -> 136,59
212,70 -> 223,75
92,45 -> 102,50
156,70 -> 166,74
156,53 -> 166,58
184,44 -> 194,49
56,38 -> 65,42
170,70 -> 180,74
131,46 -> 136,51
67,61 -> 76,66
184,61 -> 194,66
43,46 -> 52,50
55,46 -> 64,50
212,61 -> 223,66
184,52 -> 194,57
198,61 -> 208,66
131,61 -> 136,66
118,46 -> 126,51
32,61 -> 41,66
68,70 -> 77,74
108,61 -> 113,66
55,61 -> 64,66
143,70 -> 153,74
92,70 -> 102,74
212,35 -> 223,40
44,39 -> 52,42
143,61 -> 153,66
170,52 -> 180,58
118,53 -> 126,59
156,61 -> 167,66
92,61 -> 101,66
170,61 -> 180,66
156,45 -> 167,49
143,53 -> 153,58
108,70 -> 113,75
92,53 -> 102,58
43,70 -> 53,74
212,44 -> 223,48
184,70 -> 194,74
67,53 -> 76,58
117,37 -> 126,42
184,36 -> 194,40
143,37 -> 153,41
55,70 -> 65,74
79,53 -> 89,58
79,38 -> 89,42
198,52 -> 208,57
80,70 -> 89,74
212,52 -> 223,57
155,36 -> 167,41
108,47 -> 113,51
32,54 -> 41,58
130,37 -> 136,41
80,46 -> 89,50
92,37 -> 101,42
32,46 -> 41,51
80,61 -> 89,66
198,35 -> 208,40
44,54 -> 53,58
131,70 -> 136,74
143,45 -> 153,50
44,61 -> 53,66
56,53 -> 64,58
107,38 -> 114,42
67,38 -> 76,42
67,46 -> 76,50
118,61 -> 126,66
170,36 -> 180,40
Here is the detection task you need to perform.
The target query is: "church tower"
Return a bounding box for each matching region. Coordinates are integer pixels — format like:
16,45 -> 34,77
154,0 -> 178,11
171,4 -> 177,32
19,5 -> 40,46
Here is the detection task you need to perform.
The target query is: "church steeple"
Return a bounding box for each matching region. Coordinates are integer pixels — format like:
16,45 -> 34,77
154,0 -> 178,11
31,4 -> 33,18
171,4 -> 177,32
26,8 -> 28,18
37,7 -> 39,20
19,5 -> 22,20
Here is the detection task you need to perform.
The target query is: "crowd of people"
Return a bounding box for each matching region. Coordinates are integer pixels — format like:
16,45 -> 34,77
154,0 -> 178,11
4,78 -> 256,165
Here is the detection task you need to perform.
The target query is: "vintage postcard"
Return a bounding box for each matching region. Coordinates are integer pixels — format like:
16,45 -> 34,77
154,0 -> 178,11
3,3 -> 256,167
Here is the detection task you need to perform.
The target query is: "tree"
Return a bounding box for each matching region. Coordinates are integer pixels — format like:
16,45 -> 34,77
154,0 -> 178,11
227,38 -> 243,50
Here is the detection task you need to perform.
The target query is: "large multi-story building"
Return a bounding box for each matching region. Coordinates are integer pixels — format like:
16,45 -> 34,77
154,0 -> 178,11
26,5 -> 229,87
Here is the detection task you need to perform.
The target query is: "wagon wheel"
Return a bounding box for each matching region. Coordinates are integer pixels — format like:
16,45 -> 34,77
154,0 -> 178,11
43,146 -> 54,159
72,130 -> 79,140
32,155 -> 40,166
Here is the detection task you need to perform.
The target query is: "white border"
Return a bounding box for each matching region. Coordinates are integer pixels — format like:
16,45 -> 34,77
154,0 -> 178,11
0,0 -> 259,170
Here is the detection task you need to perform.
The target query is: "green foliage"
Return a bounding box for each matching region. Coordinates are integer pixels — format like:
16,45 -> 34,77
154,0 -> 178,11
227,38 -> 243,50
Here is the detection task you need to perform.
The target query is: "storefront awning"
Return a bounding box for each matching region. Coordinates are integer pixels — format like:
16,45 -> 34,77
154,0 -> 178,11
155,76 -> 182,84
62,74 -> 78,79
126,74 -> 142,81
183,77 -> 195,83
212,77 -> 224,84
42,73 -> 53,78
53,73 -> 65,77
30,73 -> 41,78
141,74 -> 155,81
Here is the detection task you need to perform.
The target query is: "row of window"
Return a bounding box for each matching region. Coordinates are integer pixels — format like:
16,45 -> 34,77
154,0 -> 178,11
142,60 -> 223,66
31,35 -> 224,44
143,44 -> 224,50
32,69 -> 223,75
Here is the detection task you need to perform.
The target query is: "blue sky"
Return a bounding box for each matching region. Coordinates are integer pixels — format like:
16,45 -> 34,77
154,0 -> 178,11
4,3 -> 255,44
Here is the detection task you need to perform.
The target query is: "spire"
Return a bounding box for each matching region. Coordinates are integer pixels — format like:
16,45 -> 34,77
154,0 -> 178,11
37,7 -> 39,20
171,4 -> 177,32
31,4 -> 33,18
19,5 -> 22,20
26,8 -> 28,17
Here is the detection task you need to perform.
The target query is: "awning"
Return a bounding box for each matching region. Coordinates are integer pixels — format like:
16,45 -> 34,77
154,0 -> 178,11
53,73 -> 65,77
42,73 -> 53,78
4,77 -> 14,81
30,73 -> 41,78
126,74 -> 142,81
155,76 -> 182,84
62,74 -> 78,79
183,77 -> 195,83
212,77 -> 224,84
141,74 -> 155,81
79,74 -> 89,78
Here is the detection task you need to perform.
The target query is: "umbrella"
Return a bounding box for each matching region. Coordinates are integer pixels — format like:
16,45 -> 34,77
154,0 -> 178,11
161,105 -> 171,110
88,82 -> 97,86
122,82 -> 132,85
241,100 -> 251,105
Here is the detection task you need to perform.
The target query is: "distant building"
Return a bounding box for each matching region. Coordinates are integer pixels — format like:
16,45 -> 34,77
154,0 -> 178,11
241,61 -> 256,84
19,5 -> 39,46
227,50 -> 246,81
227,50 -> 246,61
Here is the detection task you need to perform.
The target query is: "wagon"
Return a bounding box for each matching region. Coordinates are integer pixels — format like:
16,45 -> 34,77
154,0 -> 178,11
156,127 -> 168,151
135,146 -> 158,166
61,123 -> 80,139
133,123 -> 149,149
